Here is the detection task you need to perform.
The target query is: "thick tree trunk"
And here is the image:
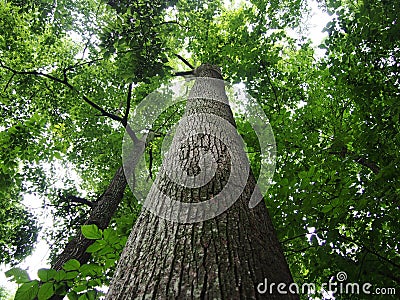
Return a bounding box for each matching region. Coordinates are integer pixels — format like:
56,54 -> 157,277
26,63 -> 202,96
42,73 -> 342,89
106,65 -> 298,299
49,166 -> 127,300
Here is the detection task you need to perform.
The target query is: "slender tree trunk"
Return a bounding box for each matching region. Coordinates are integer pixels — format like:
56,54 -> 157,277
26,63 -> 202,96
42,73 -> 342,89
106,64 -> 298,299
49,166 -> 127,300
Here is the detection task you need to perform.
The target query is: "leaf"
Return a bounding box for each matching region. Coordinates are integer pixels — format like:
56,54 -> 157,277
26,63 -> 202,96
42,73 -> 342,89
38,282 -> 54,300
65,271 -> 79,280
5,267 -> 30,283
298,171 -> 308,179
67,291 -> 79,300
79,264 -> 102,276
63,259 -> 81,271
54,270 -> 67,282
322,205 -> 333,213
72,284 -> 87,292
14,280 -> 39,300
38,268 -> 57,282
86,241 -> 104,253
87,290 -> 97,300
78,294 -> 89,300
81,224 -> 102,240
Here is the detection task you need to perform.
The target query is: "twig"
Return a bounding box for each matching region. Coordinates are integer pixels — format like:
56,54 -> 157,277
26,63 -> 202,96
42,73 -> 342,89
3,73 -> 15,93
63,57 -> 105,72
154,21 -> 188,29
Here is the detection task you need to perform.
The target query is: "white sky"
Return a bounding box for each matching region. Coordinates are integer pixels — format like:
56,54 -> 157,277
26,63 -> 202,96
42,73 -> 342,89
0,0 -> 331,294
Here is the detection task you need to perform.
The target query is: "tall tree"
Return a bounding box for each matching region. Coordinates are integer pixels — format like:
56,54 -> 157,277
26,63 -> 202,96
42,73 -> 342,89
2,0 -> 399,299
106,64 -> 298,299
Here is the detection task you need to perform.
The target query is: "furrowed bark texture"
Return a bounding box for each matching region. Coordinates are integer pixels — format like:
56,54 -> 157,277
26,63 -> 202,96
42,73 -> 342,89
49,166 -> 127,300
106,64 -> 298,299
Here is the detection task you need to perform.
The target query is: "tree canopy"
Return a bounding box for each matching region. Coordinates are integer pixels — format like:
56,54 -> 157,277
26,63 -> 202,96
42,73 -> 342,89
1,0 -> 399,299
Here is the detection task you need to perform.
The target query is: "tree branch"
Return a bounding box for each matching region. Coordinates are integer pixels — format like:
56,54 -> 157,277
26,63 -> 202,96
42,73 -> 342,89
147,144 -> 154,180
337,233 -> 400,270
3,73 -> 15,93
63,57 -> 105,73
154,21 -> 188,29
63,195 -> 95,208
329,146 -> 380,174
122,83 -> 133,127
0,61 -> 123,123
173,70 -> 194,77
174,53 -> 194,70
49,166 -> 128,300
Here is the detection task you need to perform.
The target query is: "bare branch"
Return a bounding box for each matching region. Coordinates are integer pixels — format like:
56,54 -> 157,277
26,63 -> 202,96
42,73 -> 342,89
63,195 -> 95,208
147,144 -> 154,180
174,54 -> 195,70
3,73 -> 15,93
174,70 -> 194,77
122,83 -> 133,127
0,61 -> 123,123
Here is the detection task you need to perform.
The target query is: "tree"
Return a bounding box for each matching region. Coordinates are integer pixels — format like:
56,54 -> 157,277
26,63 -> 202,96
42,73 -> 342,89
1,0 -> 399,299
106,64 -> 298,298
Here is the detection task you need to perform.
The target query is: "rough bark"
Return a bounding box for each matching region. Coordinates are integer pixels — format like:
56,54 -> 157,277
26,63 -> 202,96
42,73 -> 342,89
48,166 -> 127,300
106,64 -> 298,299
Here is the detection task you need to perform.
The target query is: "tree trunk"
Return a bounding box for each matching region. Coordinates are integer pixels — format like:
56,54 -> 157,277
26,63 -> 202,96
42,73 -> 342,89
49,166 -> 127,300
106,64 -> 298,299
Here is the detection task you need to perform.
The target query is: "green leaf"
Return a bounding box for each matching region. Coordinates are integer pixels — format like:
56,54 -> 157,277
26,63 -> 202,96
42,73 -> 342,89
38,282 -> 54,300
78,294 -> 88,300
87,290 -> 97,300
14,280 -> 39,300
298,171 -> 308,179
5,267 -> 30,283
67,291 -> 79,300
81,224 -> 102,240
54,270 -> 67,281
86,241 -> 104,253
65,271 -> 79,280
322,205 -> 333,213
38,268 -> 57,282
72,284 -> 87,292
63,259 -> 81,271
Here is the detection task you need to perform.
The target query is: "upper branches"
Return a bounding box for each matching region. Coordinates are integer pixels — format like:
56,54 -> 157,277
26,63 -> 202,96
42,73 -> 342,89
1,60 -> 138,127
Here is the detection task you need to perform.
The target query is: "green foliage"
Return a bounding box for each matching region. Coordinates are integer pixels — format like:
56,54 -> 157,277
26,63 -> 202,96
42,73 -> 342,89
5,267 -> 31,283
14,280 -> 39,300
81,225 -> 102,240
0,286 -> 13,300
1,0 -> 399,299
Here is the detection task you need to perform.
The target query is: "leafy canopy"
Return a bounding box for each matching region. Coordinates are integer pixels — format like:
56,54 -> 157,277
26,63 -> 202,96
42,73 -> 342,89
1,0 -> 399,299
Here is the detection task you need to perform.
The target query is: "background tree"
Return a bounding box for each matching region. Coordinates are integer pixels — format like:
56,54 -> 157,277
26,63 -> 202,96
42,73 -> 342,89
1,0 -> 399,299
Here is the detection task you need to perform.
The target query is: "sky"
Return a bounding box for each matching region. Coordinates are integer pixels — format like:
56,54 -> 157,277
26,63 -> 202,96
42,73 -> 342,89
0,0 -> 332,295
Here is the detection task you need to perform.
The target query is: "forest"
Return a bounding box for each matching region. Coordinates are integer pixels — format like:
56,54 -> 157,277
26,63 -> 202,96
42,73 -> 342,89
0,0 -> 399,299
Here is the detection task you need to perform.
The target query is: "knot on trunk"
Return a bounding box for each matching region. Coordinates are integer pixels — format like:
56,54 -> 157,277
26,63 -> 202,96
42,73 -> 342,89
193,63 -> 223,79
